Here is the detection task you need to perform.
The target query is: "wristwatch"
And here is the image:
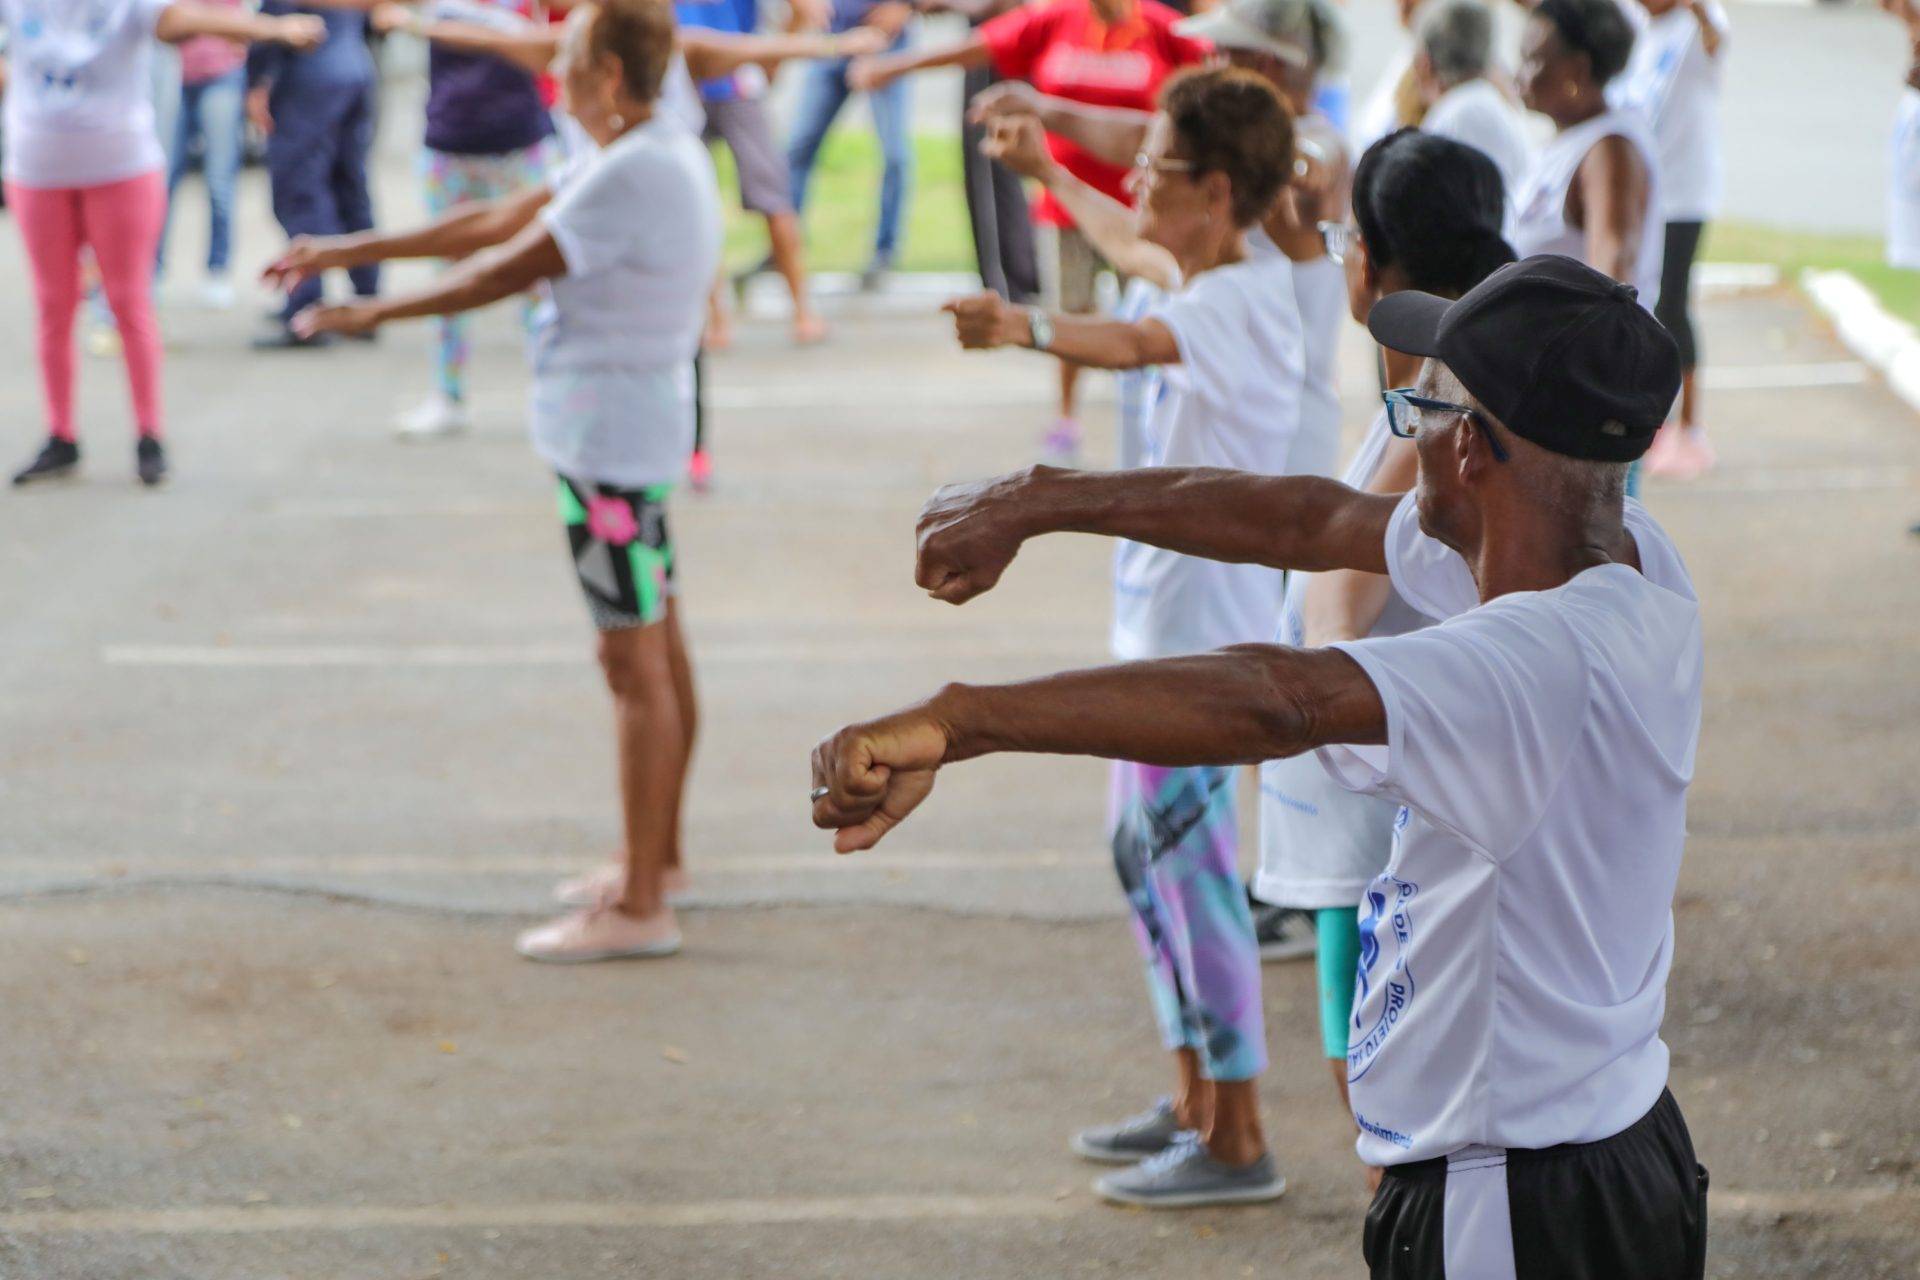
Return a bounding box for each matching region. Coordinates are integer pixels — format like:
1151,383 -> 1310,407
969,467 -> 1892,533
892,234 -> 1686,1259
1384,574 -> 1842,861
1026,307 -> 1054,352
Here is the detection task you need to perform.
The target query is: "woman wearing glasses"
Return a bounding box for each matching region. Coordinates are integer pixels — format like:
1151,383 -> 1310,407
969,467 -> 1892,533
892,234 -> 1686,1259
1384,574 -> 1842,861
942,67 -> 1299,1210
1263,128 -> 1514,1182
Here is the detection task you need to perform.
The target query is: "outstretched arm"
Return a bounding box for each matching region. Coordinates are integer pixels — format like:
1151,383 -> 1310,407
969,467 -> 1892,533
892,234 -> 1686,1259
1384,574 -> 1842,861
914,464 -> 1397,605
847,36 -> 992,92
262,184 -> 553,288
379,7 -> 563,74
156,2 -> 326,47
811,646 -> 1385,852
292,219 -> 567,337
968,83 -> 1150,170
681,24 -> 888,81
981,115 -> 1178,289
943,289 -> 1178,369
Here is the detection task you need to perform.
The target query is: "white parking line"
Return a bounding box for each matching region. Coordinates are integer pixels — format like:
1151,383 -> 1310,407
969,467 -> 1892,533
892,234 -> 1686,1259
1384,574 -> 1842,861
0,1185 -> 1904,1237
100,637 -> 1102,669
1,851 -> 1101,879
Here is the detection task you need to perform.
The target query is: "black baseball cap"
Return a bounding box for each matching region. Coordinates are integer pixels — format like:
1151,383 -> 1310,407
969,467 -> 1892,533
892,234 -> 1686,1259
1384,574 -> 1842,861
1366,254 -> 1682,463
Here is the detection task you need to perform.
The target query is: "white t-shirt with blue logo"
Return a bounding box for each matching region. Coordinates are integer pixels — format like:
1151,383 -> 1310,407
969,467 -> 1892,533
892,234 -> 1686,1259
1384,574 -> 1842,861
1109,255 -> 1306,660
1,0 -> 173,188
1316,492 -> 1701,1166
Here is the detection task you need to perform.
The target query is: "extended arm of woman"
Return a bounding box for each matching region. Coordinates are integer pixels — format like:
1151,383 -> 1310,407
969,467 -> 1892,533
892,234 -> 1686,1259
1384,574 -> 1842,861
981,116 -> 1179,289
262,184 -> 554,292
154,2 -> 326,47
293,220 -> 568,338
681,24 -> 889,81
847,35 -> 992,92
1571,134 -> 1651,290
968,82 -> 1149,169
944,290 -> 1180,369
374,6 -> 564,75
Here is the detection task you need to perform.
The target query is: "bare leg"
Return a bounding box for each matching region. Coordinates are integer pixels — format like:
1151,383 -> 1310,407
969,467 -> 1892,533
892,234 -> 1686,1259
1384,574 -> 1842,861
597,622 -> 688,922
1171,1047 -> 1212,1133
1058,357 -> 1080,422
1678,366 -> 1699,431
659,600 -> 698,892
767,211 -> 826,345
704,274 -> 733,352
1205,1079 -> 1267,1168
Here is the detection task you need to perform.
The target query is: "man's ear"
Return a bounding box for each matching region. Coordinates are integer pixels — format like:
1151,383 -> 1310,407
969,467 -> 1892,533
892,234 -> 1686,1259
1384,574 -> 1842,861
1457,416 -> 1495,487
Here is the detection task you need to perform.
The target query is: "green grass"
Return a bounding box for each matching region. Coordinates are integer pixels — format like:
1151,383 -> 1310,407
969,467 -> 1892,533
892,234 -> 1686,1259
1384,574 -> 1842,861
1705,221 -> 1919,326
709,130 -> 978,274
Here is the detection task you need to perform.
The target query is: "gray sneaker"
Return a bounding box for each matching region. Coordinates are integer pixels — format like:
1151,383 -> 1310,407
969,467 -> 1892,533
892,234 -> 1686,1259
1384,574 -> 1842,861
1092,1133 -> 1287,1209
1069,1097 -> 1189,1165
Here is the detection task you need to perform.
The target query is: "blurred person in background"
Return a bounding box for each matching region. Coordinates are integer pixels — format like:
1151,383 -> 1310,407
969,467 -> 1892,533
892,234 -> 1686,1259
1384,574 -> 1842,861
1411,0 -> 1529,228
1885,0 -> 1920,537
851,0 -> 1209,463
784,0 -> 916,293
1,0 -> 322,488
157,0 -> 250,310
375,0 -> 560,439
249,0 -> 383,350
1616,0 -> 1726,480
1512,0 -> 1661,307
1352,0 -> 1421,149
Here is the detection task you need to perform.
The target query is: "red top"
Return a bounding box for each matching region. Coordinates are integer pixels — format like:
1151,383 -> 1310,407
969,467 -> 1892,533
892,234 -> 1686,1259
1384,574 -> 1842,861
537,6 -> 568,109
980,0 -> 1209,228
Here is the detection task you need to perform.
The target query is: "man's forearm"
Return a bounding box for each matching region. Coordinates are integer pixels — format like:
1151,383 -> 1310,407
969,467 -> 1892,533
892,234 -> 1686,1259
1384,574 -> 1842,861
1019,466 -> 1396,574
931,644 -> 1386,768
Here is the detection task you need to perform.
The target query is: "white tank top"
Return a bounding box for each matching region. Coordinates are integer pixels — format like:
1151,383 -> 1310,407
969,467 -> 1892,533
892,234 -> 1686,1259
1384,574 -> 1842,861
1247,223 -> 1344,480
1511,108 -> 1664,312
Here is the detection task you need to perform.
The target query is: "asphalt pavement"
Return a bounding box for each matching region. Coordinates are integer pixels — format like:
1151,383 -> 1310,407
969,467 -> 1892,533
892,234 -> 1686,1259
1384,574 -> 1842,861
0,58 -> 1916,1280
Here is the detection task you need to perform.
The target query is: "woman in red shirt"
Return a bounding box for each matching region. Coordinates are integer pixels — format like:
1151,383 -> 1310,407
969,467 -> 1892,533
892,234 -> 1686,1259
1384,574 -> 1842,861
849,0 -> 1207,460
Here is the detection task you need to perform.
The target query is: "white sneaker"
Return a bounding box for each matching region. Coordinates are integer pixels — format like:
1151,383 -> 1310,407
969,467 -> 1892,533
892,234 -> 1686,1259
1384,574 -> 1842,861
395,395 -> 471,441
199,276 -> 238,310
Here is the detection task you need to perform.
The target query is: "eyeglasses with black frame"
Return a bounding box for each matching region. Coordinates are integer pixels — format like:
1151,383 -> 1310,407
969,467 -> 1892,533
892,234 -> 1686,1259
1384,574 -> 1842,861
1382,388 -> 1510,462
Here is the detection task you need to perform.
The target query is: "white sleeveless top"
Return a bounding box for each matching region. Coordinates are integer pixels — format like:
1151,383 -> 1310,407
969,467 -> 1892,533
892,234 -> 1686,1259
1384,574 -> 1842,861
1511,108 -> 1664,312
1248,224 -> 1345,481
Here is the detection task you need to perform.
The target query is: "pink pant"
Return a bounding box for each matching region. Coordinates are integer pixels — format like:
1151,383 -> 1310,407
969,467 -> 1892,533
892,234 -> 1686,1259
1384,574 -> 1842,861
6,171 -> 167,440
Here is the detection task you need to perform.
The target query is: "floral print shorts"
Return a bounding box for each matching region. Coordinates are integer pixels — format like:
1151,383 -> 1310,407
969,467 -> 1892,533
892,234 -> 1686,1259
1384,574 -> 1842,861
557,476 -> 675,631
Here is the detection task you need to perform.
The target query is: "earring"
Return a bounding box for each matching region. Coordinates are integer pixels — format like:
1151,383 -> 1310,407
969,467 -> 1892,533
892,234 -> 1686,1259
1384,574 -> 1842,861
609,112 -> 626,131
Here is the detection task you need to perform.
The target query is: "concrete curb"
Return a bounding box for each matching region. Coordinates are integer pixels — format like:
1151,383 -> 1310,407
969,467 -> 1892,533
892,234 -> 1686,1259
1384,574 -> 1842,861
1802,268 -> 1920,416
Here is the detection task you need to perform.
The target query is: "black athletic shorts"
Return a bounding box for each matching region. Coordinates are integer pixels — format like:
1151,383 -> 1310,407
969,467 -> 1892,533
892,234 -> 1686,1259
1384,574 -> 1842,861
1364,1089 -> 1708,1280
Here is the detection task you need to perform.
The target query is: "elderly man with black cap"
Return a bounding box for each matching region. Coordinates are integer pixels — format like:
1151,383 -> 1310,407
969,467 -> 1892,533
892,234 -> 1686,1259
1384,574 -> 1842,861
812,254 -> 1709,1276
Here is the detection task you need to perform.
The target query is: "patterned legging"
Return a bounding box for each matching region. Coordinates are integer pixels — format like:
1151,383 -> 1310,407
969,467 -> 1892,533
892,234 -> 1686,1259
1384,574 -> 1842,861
1110,762 -> 1267,1082
419,140 -> 556,402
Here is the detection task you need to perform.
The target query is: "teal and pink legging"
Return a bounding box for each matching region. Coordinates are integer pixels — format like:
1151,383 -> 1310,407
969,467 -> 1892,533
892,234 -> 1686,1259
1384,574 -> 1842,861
7,171 -> 168,441
1110,762 -> 1267,1082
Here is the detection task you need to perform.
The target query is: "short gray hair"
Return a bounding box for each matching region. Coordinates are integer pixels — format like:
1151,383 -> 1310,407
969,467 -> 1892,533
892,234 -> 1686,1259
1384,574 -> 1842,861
1416,0 -> 1495,85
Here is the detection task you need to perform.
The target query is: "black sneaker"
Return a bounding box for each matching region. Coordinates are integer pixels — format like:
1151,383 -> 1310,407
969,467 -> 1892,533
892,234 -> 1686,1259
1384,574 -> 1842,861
11,437 -> 80,486
1250,895 -> 1316,964
136,437 -> 168,487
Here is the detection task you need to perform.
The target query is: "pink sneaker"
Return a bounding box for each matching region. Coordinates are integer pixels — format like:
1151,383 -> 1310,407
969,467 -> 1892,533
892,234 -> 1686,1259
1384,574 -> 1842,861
515,904 -> 682,964
688,449 -> 713,494
1676,426 -> 1717,476
553,864 -> 693,908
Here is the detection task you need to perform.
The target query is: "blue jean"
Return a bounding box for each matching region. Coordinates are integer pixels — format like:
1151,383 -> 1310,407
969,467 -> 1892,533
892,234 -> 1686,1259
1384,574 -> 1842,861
784,48 -> 912,262
266,75 -> 379,320
160,69 -> 245,274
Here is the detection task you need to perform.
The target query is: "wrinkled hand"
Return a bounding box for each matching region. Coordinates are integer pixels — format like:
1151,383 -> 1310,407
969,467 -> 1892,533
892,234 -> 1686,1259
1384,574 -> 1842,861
370,3 -> 415,36
965,79 -> 1040,125
811,707 -> 950,853
941,290 -> 1030,351
247,85 -> 274,136
259,236 -> 337,291
980,115 -> 1054,182
914,469 -> 1036,605
272,14 -> 327,51
291,302 -> 380,340
835,25 -> 890,59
